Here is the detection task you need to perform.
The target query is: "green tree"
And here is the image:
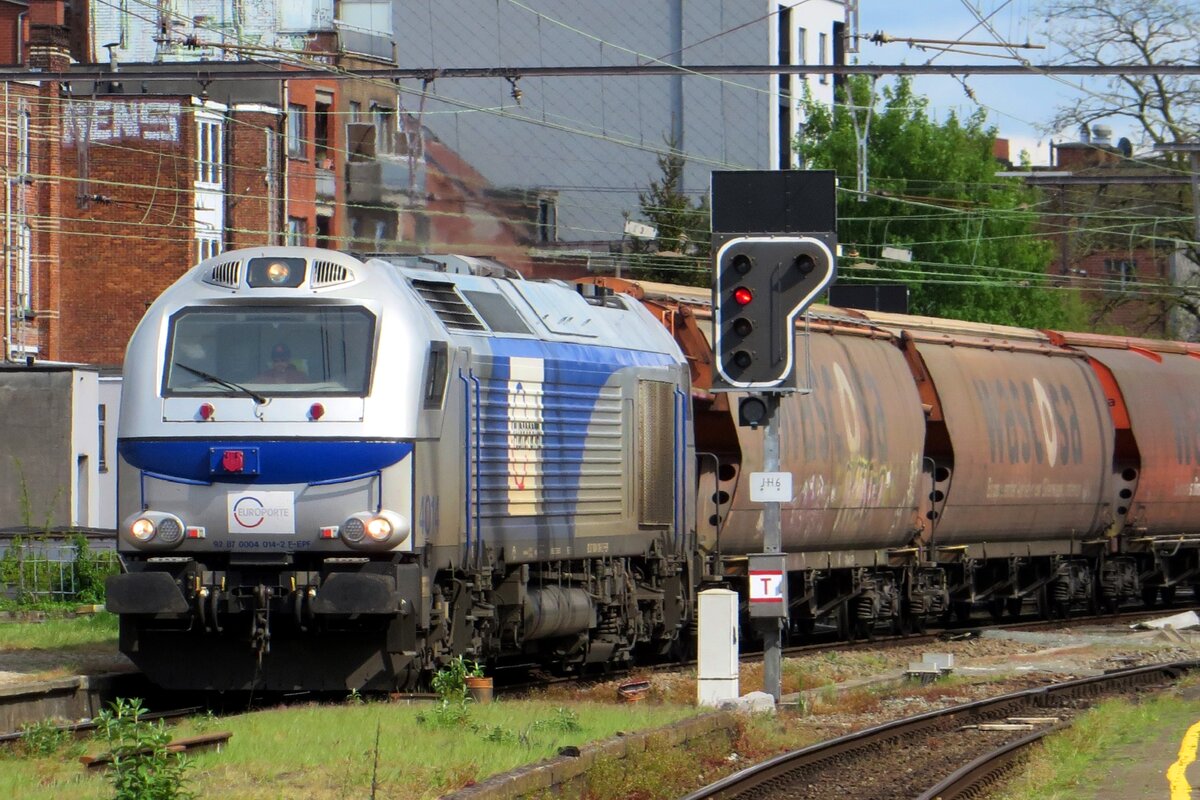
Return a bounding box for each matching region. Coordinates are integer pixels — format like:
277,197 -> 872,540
627,138 -> 710,287
797,76 -> 1087,328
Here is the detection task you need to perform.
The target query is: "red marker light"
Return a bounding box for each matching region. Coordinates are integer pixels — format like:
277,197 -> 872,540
309,402 -> 325,420
199,402 -> 215,421
733,287 -> 754,306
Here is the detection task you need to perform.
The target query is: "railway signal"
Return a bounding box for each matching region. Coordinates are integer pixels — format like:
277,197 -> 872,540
712,235 -> 836,390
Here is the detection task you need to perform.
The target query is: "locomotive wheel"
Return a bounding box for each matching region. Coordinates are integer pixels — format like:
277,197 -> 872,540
1161,586 -> 1177,607
952,601 -> 973,624
1141,586 -> 1159,608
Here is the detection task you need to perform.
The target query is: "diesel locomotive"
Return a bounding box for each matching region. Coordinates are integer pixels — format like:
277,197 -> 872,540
107,247 -> 1200,691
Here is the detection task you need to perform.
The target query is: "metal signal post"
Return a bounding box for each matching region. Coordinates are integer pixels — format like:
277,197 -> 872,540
709,170 -> 838,704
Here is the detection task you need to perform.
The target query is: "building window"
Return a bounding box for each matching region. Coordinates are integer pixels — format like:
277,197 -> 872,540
287,104 -> 306,159
797,27 -> 807,65
315,95 -> 332,165
196,234 -> 222,262
196,113 -> 223,186
372,104 -> 395,155
1105,258 -> 1137,287
349,101 -> 361,122
537,197 -> 557,242
316,214 -> 332,249
287,217 -> 307,246
16,101 -> 29,178
819,32 -> 828,83
16,222 -> 30,313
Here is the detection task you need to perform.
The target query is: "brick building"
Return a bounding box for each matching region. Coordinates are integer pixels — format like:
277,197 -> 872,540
0,0 -> 589,366
1025,126 -> 1198,340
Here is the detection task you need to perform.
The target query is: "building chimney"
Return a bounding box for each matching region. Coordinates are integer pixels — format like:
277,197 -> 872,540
1091,124 -> 1113,147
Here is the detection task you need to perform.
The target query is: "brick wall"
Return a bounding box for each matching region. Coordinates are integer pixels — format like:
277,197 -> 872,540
227,108 -> 283,249
57,95 -> 195,365
1068,248 -> 1172,338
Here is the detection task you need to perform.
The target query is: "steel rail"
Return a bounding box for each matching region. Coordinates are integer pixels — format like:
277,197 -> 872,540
914,722 -> 1069,800
678,659 -> 1196,800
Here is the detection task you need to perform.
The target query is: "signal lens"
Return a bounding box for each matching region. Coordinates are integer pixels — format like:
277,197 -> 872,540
732,318 -> 754,337
733,287 -> 754,306
156,517 -> 184,545
732,254 -> 753,274
309,403 -> 325,421
130,518 -> 156,541
733,350 -> 753,369
794,254 -> 816,274
342,517 -> 366,543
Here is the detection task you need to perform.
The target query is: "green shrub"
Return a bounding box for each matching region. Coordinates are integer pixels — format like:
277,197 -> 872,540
94,697 -> 195,800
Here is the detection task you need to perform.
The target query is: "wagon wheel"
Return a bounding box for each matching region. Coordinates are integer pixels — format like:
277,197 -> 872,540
987,598 -> 1006,622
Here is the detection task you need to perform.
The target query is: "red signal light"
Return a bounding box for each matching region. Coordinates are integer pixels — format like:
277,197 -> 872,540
733,287 -> 754,306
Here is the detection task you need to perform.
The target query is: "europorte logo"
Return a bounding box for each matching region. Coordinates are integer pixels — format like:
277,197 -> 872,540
227,491 -> 296,535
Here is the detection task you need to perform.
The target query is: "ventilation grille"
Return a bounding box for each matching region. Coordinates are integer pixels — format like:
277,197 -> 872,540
203,260 -> 242,288
311,260 -> 352,288
412,280 -> 486,331
637,380 -> 676,526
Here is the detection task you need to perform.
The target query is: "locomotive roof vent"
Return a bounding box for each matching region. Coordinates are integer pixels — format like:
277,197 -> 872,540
411,279 -> 487,332
311,259 -> 353,289
202,259 -> 243,289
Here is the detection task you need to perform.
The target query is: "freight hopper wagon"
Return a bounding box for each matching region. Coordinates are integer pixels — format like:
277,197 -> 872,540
108,248 -> 695,691
597,277 -> 1200,637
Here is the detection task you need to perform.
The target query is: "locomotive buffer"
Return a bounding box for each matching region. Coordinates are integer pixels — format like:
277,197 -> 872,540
710,170 -> 837,703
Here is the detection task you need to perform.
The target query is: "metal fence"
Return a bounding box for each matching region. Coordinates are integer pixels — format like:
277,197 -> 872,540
0,540 -> 120,603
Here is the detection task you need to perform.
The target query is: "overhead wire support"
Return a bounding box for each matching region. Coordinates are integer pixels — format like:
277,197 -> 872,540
16,63 -> 1200,83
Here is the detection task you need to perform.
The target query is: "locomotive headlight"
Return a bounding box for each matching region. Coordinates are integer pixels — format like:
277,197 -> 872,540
341,511 -> 410,548
123,511 -> 187,548
265,261 -> 291,284
130,518 -> 157,541
365,517 -> 392,541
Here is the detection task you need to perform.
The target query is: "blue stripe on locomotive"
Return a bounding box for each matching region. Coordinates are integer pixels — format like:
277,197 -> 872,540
470,338 -> 678,549
118,439 -> 412,485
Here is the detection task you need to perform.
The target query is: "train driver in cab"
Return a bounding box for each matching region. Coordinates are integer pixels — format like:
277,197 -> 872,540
257,342 -> 308,383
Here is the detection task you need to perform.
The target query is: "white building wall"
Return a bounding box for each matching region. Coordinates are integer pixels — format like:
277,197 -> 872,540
86,0 -> 392,64
769,0 -> 844,170
68,369 -> 101,528
98,377 -> 122,530
392,1 -> 846,248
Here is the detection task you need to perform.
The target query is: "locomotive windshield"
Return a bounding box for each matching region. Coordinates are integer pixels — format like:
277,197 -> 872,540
163,305 -> 375,397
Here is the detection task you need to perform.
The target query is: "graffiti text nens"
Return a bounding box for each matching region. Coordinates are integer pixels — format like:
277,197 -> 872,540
64,101 -> 181,146
974,377 -> 1084,466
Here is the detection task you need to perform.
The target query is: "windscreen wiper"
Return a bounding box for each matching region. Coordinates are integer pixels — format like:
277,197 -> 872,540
174,362 -> 268,405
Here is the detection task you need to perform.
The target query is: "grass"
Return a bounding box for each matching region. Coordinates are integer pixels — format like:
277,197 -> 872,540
1,698 -> 706,800
994,683 -> 1200,800
0,611 -> 118,651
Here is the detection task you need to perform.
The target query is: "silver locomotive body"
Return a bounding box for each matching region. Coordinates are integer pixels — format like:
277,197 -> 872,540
110,248 -> 694,691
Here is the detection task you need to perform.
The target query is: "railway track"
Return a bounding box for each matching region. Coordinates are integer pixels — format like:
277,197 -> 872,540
0,606 -> 1176,743
678,659 -> 1195,800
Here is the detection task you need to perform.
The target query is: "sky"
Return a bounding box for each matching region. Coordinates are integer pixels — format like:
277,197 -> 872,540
854,0 -> 1120,166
